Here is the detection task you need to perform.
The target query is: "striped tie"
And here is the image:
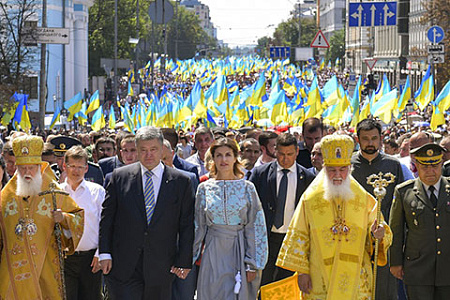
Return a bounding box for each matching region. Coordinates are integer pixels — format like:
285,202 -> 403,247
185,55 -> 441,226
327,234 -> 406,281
144,170 -> 156,224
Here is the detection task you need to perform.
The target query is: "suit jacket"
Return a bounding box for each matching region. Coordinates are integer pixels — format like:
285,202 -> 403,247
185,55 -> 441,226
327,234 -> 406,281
249,161 -> 315,233
173,154 -> 199,181
99,162 -> 195,285
390,177 -> 450,286
98,156 -> 124,176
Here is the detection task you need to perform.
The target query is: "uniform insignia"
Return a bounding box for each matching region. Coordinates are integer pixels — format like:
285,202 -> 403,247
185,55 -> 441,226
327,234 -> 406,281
60,143 -> 66,150
427,149 -> 434,156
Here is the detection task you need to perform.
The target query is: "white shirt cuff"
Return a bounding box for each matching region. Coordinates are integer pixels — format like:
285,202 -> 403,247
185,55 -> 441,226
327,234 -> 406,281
99,253 -> 112,261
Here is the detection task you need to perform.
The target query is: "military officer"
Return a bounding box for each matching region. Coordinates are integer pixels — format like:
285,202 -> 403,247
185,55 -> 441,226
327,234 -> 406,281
50,136 -> 104,186
390,143 -> 450,300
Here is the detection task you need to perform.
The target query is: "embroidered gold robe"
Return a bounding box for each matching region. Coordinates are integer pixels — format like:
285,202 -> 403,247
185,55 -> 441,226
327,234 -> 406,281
0,162 -> 84,300
276,173 -> 392,300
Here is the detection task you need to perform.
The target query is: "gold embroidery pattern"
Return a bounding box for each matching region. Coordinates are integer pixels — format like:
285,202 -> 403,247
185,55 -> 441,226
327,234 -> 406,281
36,199 -> 51,217
5,199 -> 18,217
349,198 -> 366,212
338,272 -> 350,294
311,199 -> 329,215
11,243 -> 23,255
14,273 -> 31,281
359,264 -> 371,295
12,259 -> 28,268
30,243 -> 39,256
277,230 -> 309,270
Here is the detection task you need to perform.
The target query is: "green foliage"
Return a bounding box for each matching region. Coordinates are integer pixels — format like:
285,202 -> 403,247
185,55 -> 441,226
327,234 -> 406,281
272,17 -> 316,48
88,1 -> 215,76
325,28 -> 345,65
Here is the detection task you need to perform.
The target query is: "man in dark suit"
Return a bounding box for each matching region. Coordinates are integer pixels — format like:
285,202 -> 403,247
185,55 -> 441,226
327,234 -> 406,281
250,132 -> 315,286
390,143 -> 450,300
99,126 -> 195,300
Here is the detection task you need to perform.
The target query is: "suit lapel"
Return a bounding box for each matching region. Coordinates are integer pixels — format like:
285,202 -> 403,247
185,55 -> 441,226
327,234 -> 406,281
268,162 -> 278,208
130,164 -> 146,222
295,164 -> 305,206
149,166 -> 174,225
413,179 -> 433,209
437,177 -> 450,210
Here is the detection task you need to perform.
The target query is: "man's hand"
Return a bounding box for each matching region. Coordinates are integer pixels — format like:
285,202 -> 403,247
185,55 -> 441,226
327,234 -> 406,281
371,220 -> 385,240
246,271 -> 256,282
170,266 -> 191,280
52,209 -> 65,223
91,256 -> 101,273
390,265 -> 404,280
100,259 -> 112,275
298,274 -> 312,294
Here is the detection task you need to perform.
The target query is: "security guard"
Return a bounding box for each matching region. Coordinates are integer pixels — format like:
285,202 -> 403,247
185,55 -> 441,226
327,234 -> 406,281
50,136 -> 104,186
390,143 -> 450,300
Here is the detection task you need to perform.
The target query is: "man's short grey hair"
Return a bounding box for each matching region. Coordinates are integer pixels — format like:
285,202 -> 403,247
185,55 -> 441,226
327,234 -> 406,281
163,139 -> 172,151
135,126 -> 164,145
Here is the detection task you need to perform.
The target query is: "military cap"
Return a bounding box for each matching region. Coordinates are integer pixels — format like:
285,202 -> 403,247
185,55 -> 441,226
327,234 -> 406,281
410,143 -> 445,165
50,136 -> 82,156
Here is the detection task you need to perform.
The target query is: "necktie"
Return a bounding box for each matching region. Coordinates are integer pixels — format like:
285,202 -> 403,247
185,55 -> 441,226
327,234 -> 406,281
245,170 -> 252,180
428,185 -> 438,208
274,169 -> 289,229
144,170 -> 156,224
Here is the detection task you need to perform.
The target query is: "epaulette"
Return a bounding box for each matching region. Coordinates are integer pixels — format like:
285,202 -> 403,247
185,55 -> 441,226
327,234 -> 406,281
396,178 -> 415,190
88,161 -> 101,169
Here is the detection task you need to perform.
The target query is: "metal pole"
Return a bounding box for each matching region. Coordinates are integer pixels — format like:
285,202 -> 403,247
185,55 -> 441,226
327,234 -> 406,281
175,0 -> 179,61
113,0 -> 118,101
161,0 -> 166,76
298,1 -> 301,47
136,0 -> 139,85
38,0 -> 48,130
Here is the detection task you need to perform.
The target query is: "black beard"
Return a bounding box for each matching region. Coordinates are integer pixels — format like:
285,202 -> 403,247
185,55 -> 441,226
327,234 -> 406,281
361,147 -> 378,155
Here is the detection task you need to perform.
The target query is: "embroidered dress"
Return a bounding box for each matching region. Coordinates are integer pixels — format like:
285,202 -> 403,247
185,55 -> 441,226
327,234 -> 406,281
193,179 -> 268,300
0,163 -> 84,300
276,172 -> 392,300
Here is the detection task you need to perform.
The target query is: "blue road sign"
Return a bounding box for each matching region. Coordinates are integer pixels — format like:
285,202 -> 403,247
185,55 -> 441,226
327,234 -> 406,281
270,47 -> 291,58
349,2 -> 397,27
427,26 -> 445,44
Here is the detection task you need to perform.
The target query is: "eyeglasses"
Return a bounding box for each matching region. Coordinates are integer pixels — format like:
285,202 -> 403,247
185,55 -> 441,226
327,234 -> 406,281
66,164 -> 87,171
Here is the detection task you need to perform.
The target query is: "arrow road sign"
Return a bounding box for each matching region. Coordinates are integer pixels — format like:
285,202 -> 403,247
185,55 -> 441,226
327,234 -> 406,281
23,27 -> 70,44
427,26 -> 445,44
310,30 -> 329,48
269,47 -> 291,58
349,2 -> 397,27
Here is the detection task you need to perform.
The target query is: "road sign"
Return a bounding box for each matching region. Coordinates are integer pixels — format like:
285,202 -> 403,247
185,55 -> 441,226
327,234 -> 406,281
149,0 -> 174,24
23,27 -> 70,44
269,47 -> 291,58
349,2 -> 397,27
428,44 -> 445,54
364,59 -> 377,71
428,54 -> 445,64
427,26 -> 445,44
310,30 -> 329,48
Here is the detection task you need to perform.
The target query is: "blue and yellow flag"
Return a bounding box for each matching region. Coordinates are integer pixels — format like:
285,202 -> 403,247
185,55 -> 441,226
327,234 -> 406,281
108,105 -> 116,129
13,93 -> 31,131
64,92 -> 83,122
50,102 -> 61,129
86,90 -> 100,115
91,106 -> 105,131
415,65 -> 434,110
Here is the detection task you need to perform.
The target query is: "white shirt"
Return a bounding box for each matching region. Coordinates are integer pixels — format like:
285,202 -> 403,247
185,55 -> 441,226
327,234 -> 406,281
272,162 -> 298,234
422,178 -> 442,199
140,162 -> 164,203
61,179 -> 105,256
186,153 -> 207,176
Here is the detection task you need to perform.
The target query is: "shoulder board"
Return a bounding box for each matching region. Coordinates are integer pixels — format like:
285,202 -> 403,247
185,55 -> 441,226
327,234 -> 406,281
396,178 -> 415,189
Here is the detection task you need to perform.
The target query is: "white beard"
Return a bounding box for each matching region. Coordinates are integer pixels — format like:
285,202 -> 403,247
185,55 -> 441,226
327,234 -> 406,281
322,168 -> 354,201
16,171 -> 43,197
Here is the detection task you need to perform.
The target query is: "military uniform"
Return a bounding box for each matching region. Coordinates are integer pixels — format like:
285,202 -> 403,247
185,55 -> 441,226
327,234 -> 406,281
50,136 -> 104,186
390,143 -> 450,300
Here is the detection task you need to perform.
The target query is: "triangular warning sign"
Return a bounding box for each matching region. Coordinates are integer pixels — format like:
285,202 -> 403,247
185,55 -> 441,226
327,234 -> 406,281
364,59 -> 377,71
310,30 -> 329,48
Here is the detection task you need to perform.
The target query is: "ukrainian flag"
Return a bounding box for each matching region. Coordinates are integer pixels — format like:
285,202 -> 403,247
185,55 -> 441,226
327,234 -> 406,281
50,102 -> 61,129
86,90 -> 100,115
415,65 -> 434,111
108,105 -> 116,129
91,106 -> 105,132
13,93 -> 31,131
64,92 -> 83,122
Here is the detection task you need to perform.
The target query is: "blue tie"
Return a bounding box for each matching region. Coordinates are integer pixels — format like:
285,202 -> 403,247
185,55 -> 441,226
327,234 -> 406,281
144,170 -> 156,224
274,169 -> 289,229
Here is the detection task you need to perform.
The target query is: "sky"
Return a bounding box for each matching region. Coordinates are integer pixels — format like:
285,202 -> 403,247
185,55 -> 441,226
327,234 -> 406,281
200,0 -> 296,47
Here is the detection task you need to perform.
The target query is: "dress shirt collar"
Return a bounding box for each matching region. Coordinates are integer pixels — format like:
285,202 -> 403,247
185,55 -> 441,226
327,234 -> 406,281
276,161 -> 297,173
422,177 -> 442,195
64,178 -> 87,193
140,161 -> 164,179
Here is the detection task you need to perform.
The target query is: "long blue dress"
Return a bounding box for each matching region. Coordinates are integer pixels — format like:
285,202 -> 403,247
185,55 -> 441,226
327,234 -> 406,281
193,179 -> 268,300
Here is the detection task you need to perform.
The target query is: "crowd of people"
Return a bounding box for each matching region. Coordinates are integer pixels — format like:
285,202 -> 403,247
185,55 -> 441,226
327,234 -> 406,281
0,114 -> 449,300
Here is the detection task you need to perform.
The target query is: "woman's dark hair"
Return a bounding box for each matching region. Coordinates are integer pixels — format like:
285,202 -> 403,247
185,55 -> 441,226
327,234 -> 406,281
0,155 -> 9,187
209,138 -> 244,178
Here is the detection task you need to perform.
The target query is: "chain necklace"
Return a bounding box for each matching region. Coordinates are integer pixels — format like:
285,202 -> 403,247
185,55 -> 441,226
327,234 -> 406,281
330,198 -> 350,241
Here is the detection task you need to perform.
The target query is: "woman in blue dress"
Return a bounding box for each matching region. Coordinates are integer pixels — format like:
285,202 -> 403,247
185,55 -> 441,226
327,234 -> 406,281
193,137 -> 268,300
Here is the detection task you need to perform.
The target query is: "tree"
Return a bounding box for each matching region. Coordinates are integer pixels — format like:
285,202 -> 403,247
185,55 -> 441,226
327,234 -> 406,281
0,0 -> 37,106
422,0 -> 450,89
325,28 -> 345,65
255,36 -> 272,58
272,17 -> 316,48
88,1 -> 215,76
